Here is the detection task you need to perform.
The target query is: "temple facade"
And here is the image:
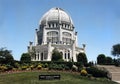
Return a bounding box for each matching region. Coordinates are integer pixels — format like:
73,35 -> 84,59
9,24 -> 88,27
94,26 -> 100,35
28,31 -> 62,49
28,7 -> 85,62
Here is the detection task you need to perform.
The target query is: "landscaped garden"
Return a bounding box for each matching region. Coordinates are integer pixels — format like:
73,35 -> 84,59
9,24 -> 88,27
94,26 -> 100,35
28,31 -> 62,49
0,47 -> 120,84
0,71 -> 118,84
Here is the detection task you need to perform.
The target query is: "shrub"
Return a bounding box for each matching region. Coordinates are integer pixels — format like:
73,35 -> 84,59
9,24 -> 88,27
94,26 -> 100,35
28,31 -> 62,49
37,64 -> 42,70
66,62 -> 73,69
86,67 -> 107,78
57,64 -> 64,70
75,62 -> 82,67
43,63 -> 48,68
14,62 -> 20,68
48,63 -> 64,70
0,65 -> 7,72
64,65 -> 70,70
6,65 -> 13,71
21,66 -> 28,70
77,53 -> 88,65
12,68 -> 17,71
87,74 -> 92,78
80,69 -> 87,76
30,65 -> 34,70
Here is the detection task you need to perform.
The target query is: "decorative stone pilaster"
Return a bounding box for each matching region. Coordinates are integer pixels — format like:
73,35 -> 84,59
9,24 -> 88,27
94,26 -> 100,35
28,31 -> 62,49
47,42 -> 52,61
72,40 -> 77,62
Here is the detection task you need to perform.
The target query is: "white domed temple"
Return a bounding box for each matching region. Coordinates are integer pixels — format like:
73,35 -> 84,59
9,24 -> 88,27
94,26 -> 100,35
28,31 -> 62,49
28,7 -> 85,62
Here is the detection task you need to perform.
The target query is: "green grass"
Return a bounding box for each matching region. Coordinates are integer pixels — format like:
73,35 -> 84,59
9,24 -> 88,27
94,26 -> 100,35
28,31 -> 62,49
0,71 -> 118,84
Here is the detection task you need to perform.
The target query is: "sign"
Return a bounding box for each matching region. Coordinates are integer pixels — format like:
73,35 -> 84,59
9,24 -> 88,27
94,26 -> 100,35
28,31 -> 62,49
39,75 -> 60,80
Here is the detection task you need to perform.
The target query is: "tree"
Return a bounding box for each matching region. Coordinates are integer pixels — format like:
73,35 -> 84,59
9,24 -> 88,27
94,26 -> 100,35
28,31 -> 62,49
77,53 -> 88,65
51,49 -> 63,61
106,57 -> 113,65
0,48 -> 14,65
97,54 -> 106,65
20,53 -> 31,63
111,44 -> 120,57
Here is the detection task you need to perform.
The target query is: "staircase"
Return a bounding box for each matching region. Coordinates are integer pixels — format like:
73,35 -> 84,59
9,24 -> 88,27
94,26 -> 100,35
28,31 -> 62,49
97,65 -> 120,83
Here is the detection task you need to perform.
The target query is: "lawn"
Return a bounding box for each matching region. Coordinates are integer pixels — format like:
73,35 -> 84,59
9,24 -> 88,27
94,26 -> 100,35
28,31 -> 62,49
0,71 -> 118,84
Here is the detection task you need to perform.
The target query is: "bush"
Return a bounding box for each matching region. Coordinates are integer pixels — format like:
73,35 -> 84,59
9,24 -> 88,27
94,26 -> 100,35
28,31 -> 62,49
86,67 -> 107,78
12,68 -> 17,71
30,65 -> 34,70
114,59 -> 120,66
0,65 -> 7,72
42,63 -> 48,68
37,64 -> 42,70
66,62 -> 73,69
64,65 -> 70,70
21,66 -> 28,70
48,63 -> 55,70
14,62 -> 20,68
57,64 -> 64,70
87,74 -> 92,78
6,65 -> 13,71
48,63 -> 64,70
80,69 -> 88,76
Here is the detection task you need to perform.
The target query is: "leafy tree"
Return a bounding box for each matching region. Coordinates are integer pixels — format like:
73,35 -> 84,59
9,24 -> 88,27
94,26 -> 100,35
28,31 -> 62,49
97,54 -> 106,65
111,44 -> 120,57
77,53 -> 88,65
51,49 -> 63,61
0,48 -> 14,65
20,53 -> 31,63
106,56 -> 113,65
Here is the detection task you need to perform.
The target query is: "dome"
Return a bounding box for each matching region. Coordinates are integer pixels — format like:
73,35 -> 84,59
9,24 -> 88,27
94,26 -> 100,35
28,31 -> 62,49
40,7 -> 73,25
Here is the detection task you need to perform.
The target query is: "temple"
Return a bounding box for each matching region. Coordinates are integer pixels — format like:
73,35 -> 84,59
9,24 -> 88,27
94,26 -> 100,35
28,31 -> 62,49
28,7 -> 85,62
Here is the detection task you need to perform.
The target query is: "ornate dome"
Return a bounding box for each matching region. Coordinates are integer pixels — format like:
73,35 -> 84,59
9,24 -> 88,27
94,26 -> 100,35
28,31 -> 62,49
40,7 -> 73,25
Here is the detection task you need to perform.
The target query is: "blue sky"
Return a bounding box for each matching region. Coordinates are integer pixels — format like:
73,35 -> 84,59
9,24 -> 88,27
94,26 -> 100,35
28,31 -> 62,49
0,0 -> 120,62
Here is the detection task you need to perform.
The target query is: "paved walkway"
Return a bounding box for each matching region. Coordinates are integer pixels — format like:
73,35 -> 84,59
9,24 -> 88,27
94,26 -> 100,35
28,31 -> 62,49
97,65 -> 120,84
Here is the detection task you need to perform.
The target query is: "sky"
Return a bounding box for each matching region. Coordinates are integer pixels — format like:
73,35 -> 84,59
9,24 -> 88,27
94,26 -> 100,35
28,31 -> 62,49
0,0 -> 120,62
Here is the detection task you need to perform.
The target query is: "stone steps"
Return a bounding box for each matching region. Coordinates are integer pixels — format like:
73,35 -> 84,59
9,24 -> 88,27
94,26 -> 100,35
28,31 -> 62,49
111,73 -> 120,81
97,65 -> 120,83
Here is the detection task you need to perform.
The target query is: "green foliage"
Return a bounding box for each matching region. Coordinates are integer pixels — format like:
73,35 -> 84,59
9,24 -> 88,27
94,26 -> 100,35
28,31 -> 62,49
66,62 -> 73,69
64,66 -> 70,70
97,54 -> 113,65
0,48 -> 14,65
6,65 -> 13,71
52,49 -> 63,61
20,53 -> 31,64
86,67 -> 107,78
14,62 -> 20,68
48,63 -> 64,70
43,63 -> 48,68
114,58 -> 120,66
106,57 -> 113,65
77,53 -> 88,65
97,54 -> 106,65
111,44 -> 120,57
111,44 -> 120,66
